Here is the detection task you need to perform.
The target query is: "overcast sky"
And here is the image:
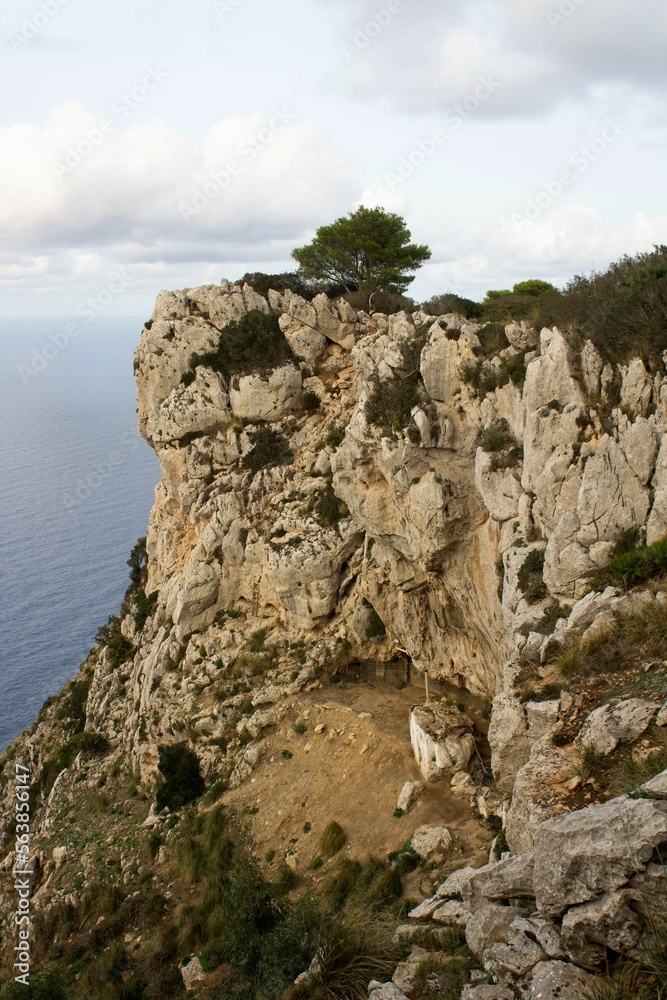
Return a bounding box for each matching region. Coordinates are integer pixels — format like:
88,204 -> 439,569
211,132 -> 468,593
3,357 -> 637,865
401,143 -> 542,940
1,0 -> 666,317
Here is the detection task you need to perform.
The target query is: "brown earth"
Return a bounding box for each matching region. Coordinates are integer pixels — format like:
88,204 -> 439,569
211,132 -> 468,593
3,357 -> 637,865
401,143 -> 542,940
221,680 -> 492,897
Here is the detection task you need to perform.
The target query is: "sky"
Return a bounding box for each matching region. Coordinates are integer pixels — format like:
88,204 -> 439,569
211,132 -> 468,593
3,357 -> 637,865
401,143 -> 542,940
0,0 -> 666,317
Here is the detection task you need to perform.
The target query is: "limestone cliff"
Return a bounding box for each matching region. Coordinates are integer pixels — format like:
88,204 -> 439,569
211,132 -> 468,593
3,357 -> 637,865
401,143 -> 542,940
2,275 -> 667,998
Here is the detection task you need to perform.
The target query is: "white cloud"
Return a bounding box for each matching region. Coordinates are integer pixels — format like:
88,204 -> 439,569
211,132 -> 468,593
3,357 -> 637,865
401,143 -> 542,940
317,0 -> 667,118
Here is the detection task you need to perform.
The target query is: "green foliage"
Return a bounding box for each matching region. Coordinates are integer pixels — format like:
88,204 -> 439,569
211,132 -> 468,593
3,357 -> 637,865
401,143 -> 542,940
365,331 -> 427,435
319,821 -> 347,857
312,482 -> 350,527
512,279 -> 558,297
96,616 -> 135,668
189,310 -> 293,382
285,910 -> 404,1000
518,549 -> 547,605
463,353 -> 527,397
0,964 -> 69,999
292,205 -> 431,293
301,390 -> 321,411
536,244 -> 667,366
421,293 -> 483,319
180,369 -> 196,387
54,678 -> 91,733
237,271 -> 341,300
248,629 -> 267,652
40,732 -> 109,795
134,589 -> 158,632
242,425 -> 293,473
557,600 -> 667,682
326,425 -> 345,449
530,602 -> 571,636
128,537 -> 148,586
596,535 -> 667,588
156,744 -> 205,812
480,419 -> 516,453
344,288 -> 416,315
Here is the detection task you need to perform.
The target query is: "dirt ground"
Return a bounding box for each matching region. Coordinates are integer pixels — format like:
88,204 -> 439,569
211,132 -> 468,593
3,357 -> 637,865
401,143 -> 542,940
222,681 -> 492,897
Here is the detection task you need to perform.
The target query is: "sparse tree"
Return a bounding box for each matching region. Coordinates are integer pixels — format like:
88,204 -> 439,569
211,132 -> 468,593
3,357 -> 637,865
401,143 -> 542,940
291,206 -> 431,293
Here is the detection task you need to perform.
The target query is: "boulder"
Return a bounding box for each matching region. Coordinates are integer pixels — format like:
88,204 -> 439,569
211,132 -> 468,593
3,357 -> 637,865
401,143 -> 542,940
641,768 -> 667,799
410,703 -> 476,780
229,364 -> 302,421
397,779 -> 424,814
629,863 -> 667,931
461,988 -> 515,1000
505,738 -> 579,854
410,825 -> 452,860
466,903 -> 522,963
526,960 -> 597,999
466,853 -> 535,909
505,321 -> 538,351
533,796 -> 667,917
575,699 -> 658,755
482,915 -> 547,978
560,890 -> 642,968
488,693 -> 530,793
475,449 -> 523,523
368,983 -> 409,1000
432,899 -> 472,926
181,957 -> 206,990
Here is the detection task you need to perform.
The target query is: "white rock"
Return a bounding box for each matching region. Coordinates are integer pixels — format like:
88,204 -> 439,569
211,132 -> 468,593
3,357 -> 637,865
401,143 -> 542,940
575,698 -> 658,756
397,779 -> 424,814
410,704 -> 476,780
410,825 -> 452,859
181,957 -> 206,990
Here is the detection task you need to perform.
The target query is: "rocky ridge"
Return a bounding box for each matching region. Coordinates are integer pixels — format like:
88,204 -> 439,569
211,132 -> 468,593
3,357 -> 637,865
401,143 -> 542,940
2,276 -> 667,996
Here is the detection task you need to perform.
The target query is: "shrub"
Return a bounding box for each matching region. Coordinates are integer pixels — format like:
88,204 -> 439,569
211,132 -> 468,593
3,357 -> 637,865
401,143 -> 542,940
480,419 -> 516,453
319,821 -> 347,857
517,549 -> 547,605
313,482 -> 349,527
344,289 -> 416,315
248,629 -> 267,652
180,370 -> 196,387
40,732 -> 109,795
188,310 -> 294,382
134,589 -> 159,632
242,425 -> 293,473
302,390 -> 321,411
54,678 -> 91,732
596,535 -> 667,589
531,602 -> 571,636
536,244 -> 667,367
0,964 -> 69,999
365,332 -> 427,435
156,744 -> 205,812
326,425 -> 345,449
420,293 -> 483,318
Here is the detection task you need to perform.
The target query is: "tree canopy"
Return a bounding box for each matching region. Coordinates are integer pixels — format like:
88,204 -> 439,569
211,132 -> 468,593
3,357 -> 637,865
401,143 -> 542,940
291,206 -> 431,293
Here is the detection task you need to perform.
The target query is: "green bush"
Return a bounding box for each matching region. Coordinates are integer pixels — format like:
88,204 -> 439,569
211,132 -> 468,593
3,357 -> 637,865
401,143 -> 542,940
54,678 -> 91,732
302,390 -> 321,411
188,310 -> 294,382
420,293 -> 483,319
518,549 -> 547,605
596,535 -> 667,588
134,589 -> 159,632
156,744 -> 205,812
480,419 -> 516,453
40,732 -> 109,795
326,425 -> 345,449
365,332 -> 427,435
242,425 -> 293,473
0,964 -> 69,999
535,244 -> 667,367
313,482 -> 349,527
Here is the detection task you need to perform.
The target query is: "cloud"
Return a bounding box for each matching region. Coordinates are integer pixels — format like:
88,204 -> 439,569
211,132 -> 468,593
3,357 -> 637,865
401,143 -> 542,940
0,102 -> 355,255
318,0 -> 667,118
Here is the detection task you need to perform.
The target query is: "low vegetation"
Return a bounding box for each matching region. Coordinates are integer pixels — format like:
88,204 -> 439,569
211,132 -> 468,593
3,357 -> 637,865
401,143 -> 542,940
155,744 -> 205,812
186,310 -> 294,383
365,332 -> 427,435
319,821 -> 347,857
243,425 -> 294,473
518,549 -> 548,605
595,535 -> 667,589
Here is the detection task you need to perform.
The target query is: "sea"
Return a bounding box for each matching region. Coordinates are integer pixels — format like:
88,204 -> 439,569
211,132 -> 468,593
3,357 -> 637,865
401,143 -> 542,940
0,318 -> 160,754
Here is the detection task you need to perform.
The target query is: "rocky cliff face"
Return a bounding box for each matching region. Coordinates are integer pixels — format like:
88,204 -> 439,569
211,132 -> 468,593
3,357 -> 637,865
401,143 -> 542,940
2,276 -> 667,997
133,279 -> 667,702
